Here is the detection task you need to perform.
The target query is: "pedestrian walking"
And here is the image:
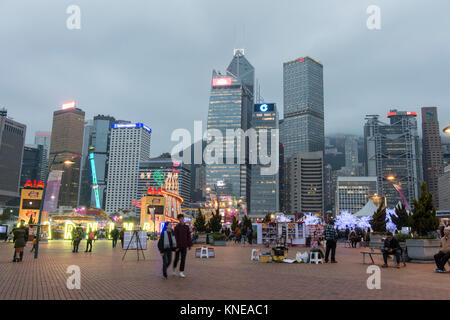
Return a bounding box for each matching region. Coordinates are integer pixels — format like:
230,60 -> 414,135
234,227 -> 240,244
172,214 -> 192,278
323,219 -> 338,263
12,220 -> 28,262
85,230 -> 95,252
158,223 -> 177,279
111,227 -> 119,248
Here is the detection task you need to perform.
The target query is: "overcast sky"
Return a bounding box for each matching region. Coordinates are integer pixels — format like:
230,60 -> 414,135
1,0 -> 449,156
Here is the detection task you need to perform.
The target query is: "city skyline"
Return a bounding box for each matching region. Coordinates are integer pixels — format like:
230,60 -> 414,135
1,1 -> 450,157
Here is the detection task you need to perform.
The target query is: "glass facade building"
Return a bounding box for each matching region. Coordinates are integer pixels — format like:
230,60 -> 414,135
249,103 -> 279,217
282,56 -> 324,158
205,50 -> 254,209
364,111 -> 421,208
79,115 -> 118,209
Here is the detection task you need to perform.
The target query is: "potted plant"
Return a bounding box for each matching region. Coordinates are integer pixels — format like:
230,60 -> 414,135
193,209 -> 207,244
211,232 -> 227,246
369,203 -> 386,244
406,182 -> 441,262
208,209 -> 224,246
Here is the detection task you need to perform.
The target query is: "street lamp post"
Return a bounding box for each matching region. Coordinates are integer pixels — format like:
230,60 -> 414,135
34,153 -> 77,259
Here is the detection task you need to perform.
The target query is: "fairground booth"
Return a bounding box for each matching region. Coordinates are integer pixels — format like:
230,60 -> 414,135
140,187 -> 183,234
50,207 -> 112,240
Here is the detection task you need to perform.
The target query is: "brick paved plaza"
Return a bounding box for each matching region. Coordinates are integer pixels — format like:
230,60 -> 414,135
0,240 -> 448,300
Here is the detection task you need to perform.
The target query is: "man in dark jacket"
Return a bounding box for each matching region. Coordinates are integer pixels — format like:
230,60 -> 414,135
324,220 -> 338,263
111,227 -> 119,248
158,223 -> 177,279
173,214 -> 192,278
382,232 -> 401,268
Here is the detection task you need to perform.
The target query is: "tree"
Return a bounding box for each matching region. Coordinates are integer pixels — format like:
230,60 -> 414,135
370,202 -> 386,232
231,215 -> 238,231
241,215 -> 253,233
208,208 -> 222,233
393,203 -> 409,229
410,181 -> 439,237
262,213 -> 272,223
193,208 -> 206,233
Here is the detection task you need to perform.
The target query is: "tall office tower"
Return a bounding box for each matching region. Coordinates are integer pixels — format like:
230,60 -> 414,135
442,136 -> 450,167
205,49 -> 254,209
282,56 -> 324,158
287,151 -> 324,216
105,123 -> 151,215
421,107 -> 444,209
48,101 -> 85,208
35,132 -> 51,180
20,145 -> 43,185
0,108 -> 26,206
364,110 -> 421,208
137,158 -> 191,205
345,135 -> 359,169
78,120 -> 94,207
336,177 -> 378,215
438,166 -> 450,210
249,103 -> 279,217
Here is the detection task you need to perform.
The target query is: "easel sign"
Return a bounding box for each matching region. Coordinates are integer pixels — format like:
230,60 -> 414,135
123,231 -> 147,250
122,230 -> 147,261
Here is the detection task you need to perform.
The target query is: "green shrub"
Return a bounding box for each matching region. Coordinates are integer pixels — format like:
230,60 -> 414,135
410,182 -> 440,237
211,232 -> 226,241
395,233 -> 412,242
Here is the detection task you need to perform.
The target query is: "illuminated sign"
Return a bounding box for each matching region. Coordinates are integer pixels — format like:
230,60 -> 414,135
299,58 -> 305,63
212,77 -> 233,87
147,187 -> 163,195
62,100 -> 76,110
254,103 -> 275,113
24,180 -> 45,189
111,123 -> 152,133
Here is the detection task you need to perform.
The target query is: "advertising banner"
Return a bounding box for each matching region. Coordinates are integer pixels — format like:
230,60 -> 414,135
43,170 -> 63,213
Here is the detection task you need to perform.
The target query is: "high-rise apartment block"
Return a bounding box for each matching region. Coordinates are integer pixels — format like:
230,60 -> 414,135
105,123 -> 151,214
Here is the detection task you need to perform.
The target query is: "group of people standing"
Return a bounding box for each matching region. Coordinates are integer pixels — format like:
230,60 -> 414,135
232,226 -> 254,245
71,225 -> 97,253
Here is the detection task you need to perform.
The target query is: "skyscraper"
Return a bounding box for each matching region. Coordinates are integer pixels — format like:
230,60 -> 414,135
0,108 -> 26,206
250,103 -> 279,217
105,123 -> 151,215
421,107 -> 444,209
282,56 -> 324,216
205,49 -> 254,210
78,120 -> 94,208
35,132 -> 51,180
287,151 -> 324,216
364,110 -> 421,208
20,145 -> 43,186
48,101 -> 85,208
282,56 -> 324,158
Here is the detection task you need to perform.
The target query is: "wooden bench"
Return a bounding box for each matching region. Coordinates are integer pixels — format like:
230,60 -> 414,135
360,241 -> 407,266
